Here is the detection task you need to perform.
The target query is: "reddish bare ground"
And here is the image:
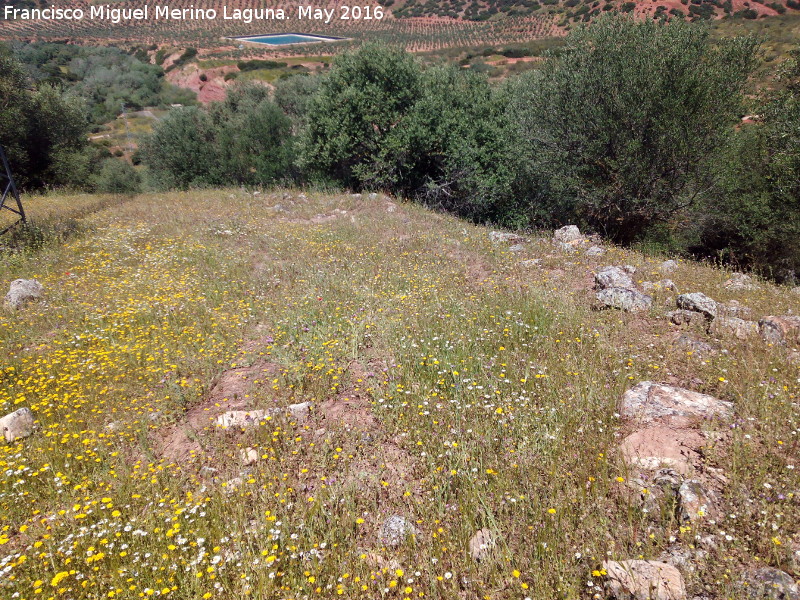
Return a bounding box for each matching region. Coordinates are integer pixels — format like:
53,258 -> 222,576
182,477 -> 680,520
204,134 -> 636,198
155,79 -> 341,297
165,64 -> 242,104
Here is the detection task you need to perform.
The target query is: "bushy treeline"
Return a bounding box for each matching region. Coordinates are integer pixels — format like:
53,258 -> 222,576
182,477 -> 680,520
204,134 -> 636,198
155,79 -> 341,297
0,44 -> 141,192
12,42 -> 195,124
0,15 -> 762,279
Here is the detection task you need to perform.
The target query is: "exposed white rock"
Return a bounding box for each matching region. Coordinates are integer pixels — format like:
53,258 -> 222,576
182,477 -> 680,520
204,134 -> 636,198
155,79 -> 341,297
660,260 -> 678,273
678,480 -> 716,523
379,515 -> 418,548
468,528 -> 496,562
5,279 -> 43,309
553,225 -> 582,244
676,293 -> 718,320
0,407 -> 35,442
595,266 -> 635,290
596,288 -> 652,312
489,231 -> 526,244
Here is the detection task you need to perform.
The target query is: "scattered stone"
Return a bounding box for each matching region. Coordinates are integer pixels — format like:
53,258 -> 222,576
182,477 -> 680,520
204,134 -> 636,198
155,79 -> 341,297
659,544 -> 704,574
620,427 -> 706,475
653,468 -> 683,496
667,310 -> 708,328
553,225 -> 582,244
676,293 -> 718,321
678,480 -> 716,523
596,288 -> 653,312
286,401 -> 312,421
199,466 -> 219,479
0,407 -> 35,442
595,266 -> 635,290
509,244 -> 525,253
240,447 -> 259,466
215,402 -> 312,428
660,260 -> 679,274
468,528 -> 496,562
718,301 -> 753,319
739,567 -> 800,600
623,265 -> 637,275
714,317 -> 758,340
724,273 -> 758,291
793,287 -> 800,295
215,410 -> 271,429
518,259 -> 541,268
621,382 -> 733,426
603,560 -> 686,600
379,515 -> 418,548
759,316 -> 800,345
4,279 -> 44,309
673,334 -> 716,355
385,202 -> 397,213
586,245 -> 606,257
489,231 -> 525,244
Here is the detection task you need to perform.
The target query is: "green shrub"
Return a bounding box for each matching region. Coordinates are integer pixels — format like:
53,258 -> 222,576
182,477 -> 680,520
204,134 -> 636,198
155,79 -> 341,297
508,15 -> 758,243
92,159 -> 141,194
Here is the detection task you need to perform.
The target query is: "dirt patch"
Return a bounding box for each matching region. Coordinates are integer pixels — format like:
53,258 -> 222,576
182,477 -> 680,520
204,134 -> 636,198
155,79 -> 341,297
152,359 -> 282,463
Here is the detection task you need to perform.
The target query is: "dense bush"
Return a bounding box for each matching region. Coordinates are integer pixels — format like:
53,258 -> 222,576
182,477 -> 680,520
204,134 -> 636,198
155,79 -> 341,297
92,159 -> 141,194
300,43 -> 422,190
696,49 -> 800,280
0,45 -> 93,190
508,15 -> 758,243
141,84 -> 293,190
12,42 -> 195,124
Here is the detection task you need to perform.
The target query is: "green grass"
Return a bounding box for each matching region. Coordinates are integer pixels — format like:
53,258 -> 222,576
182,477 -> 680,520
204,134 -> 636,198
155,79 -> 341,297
0,189 -> 798,599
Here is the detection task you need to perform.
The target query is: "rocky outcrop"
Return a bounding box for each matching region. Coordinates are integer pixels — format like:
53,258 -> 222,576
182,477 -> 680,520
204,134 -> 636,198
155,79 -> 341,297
759,316 -> 800,345
621,382 -> 733,427
553,225 -> 582,244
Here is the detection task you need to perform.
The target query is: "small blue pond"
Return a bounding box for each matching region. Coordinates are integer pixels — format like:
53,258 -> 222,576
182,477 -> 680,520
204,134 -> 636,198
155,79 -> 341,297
235,34 -> 344,46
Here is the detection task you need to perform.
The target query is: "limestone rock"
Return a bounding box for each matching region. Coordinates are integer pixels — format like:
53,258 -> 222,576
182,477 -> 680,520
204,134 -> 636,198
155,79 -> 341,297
759,316 -> 800,345
667,310 -> 707,328
586,245 -> 606,257
240,447 -> 259,466
5,279 -> 43,309
286,401 -> 312,421
739,567 -> 800,599
724,273 -> 758,291
215,410 -> 271,428
623,265 -> 637,275
596,288 -> 652,312
596,266 -> 635,290
603,560 -> 686,600
660,260 -> 679,274
676,293 -> 718,321
719,300 -> 752,319
678,480 -> 716,523
0,407 -> 35,442
489,231 -> 525,244
673,334 -> 715,355
468,528 -> 496,562
620,427 -> 705,475
553,225 -> 582,244
379,515 -> 418,548
621,382 -> 733,426
509,244 -> 525,253
714,317 -> 758,340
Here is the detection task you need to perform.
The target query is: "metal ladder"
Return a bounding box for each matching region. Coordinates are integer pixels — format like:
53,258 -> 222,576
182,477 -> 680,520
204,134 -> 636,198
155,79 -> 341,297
0,144 -> 26,235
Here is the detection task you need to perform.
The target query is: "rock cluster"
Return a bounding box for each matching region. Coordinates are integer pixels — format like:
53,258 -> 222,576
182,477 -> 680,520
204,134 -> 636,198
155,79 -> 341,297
594,265 -> 653,312
0,407 -> 35,442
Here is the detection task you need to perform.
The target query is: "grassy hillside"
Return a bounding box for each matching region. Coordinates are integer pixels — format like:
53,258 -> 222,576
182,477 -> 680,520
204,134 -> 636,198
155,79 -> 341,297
1,190 -> 798,599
